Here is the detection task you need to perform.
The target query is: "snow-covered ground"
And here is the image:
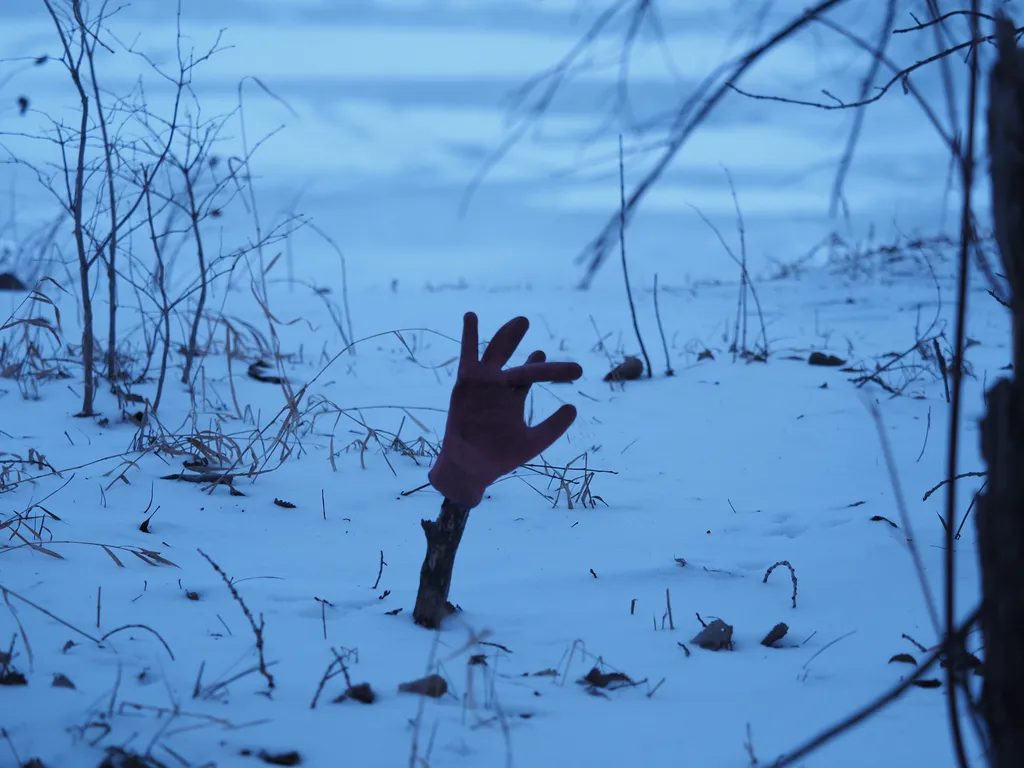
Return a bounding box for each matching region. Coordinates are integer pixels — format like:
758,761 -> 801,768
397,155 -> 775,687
0,1 -> 1003,767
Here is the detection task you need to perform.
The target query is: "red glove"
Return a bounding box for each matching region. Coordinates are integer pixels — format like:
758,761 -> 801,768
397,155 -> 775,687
429,312 -> 583,508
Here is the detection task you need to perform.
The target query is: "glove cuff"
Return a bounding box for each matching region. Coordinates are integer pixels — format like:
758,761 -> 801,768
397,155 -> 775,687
428,452 -> 486,509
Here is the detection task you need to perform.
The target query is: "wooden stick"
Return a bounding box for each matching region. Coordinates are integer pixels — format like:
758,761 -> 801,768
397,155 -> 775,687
412,499 -> 471,629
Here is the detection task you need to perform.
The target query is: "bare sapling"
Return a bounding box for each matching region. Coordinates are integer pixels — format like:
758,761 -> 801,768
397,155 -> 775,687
143,186 -> 173,413
16,1 -> 194,415
41,0 -> 97,416
128,112 -> 288,413
178,130 -> 217,386
69,0 -> 121,382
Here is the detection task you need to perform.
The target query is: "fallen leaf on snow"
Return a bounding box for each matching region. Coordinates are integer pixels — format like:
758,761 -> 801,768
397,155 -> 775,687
579,667 -> 634,688
258,751 -> 302,766
398,673 -> 448,698
808,351 -> 846,367
603,356 -> 644,382
761,623 -> 789,647
51,673 -> 75,689
692,618 -> 734,651
335,682 -> 376,704
888,653 -> 917,666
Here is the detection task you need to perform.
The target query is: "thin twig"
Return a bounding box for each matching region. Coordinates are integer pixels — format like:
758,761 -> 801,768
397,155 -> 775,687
866,399 -> 941,637
769,608 -> 980,768
617,135 -> 652,377
653,273 -> 673,376
197,549 -> 275,694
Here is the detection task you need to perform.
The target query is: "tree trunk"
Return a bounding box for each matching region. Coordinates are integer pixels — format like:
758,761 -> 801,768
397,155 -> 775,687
975,382 -> 1024,767
977,15 -> 1024,768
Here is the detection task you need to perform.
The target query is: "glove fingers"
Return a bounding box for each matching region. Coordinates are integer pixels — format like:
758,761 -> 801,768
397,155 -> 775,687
512,350 -> 548,393
481,316 -> 529,369
459,312 -> 480,372
504,361 -> 583,387
529,404 -> 578,454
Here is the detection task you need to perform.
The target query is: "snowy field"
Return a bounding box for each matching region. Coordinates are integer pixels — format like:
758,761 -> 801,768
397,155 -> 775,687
0,1 -> 1003,767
